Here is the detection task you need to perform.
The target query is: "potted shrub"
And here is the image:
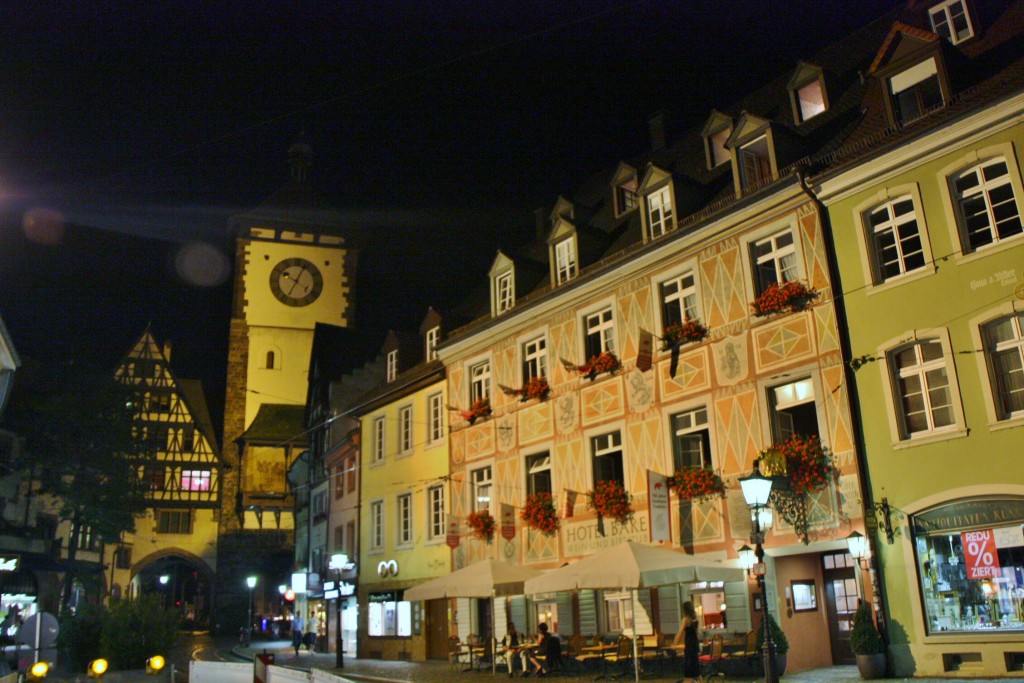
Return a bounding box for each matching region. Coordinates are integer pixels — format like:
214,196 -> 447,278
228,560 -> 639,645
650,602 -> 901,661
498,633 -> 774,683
851,601 -> 886,679
755,611 -> 790,677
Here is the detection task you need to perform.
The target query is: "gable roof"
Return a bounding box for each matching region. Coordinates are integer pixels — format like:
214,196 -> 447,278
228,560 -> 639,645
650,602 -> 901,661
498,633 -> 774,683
238,404 -> 307,444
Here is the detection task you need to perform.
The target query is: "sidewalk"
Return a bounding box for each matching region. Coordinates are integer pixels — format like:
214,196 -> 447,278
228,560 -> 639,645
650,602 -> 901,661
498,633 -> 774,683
234,639 -> 1024,683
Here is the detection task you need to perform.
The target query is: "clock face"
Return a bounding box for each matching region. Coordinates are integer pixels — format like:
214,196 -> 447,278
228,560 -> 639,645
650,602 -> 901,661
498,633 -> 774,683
269,258 -> 323,307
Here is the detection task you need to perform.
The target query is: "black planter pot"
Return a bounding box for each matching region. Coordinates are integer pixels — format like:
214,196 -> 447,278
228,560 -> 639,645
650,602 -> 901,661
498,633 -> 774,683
856,652 -> 886,679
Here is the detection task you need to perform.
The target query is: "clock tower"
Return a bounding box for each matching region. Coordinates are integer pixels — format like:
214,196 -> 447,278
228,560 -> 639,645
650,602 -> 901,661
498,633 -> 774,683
216,139 -> 357,627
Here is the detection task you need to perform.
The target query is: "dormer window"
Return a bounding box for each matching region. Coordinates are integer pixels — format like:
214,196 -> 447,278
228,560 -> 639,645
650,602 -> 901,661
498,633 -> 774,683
797,81 -> 826,121
929,0 -> 974,45
788,63 -> 828,124
495,271 -> 514,314
739,136 -> 773,190
701,111 -> 733,169
425,326 -> 439,361
616,184 -> 638,215
890,57 -> 943,125
386,349 -> 397,382
554,237 -> 577,284
645,185 -> 674,240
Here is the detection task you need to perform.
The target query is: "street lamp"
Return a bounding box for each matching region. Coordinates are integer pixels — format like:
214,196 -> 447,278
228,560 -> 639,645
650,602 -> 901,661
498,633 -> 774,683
246,576 -> 258,647
739,459 -> 779,683
329,553 -> 349,669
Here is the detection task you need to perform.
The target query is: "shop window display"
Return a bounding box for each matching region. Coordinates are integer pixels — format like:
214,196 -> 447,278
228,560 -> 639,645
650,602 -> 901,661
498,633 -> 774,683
912,498 -> 1024,634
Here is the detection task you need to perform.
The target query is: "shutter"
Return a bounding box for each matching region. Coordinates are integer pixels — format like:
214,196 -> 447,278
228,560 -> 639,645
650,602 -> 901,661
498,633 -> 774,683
578,589 -> 598,636
724,579 -> 751,634
556,592 -> 574,635
658,585 -> 681,637
510,596 -> 528,634
494,596 -> 508,642
457,597 -> 471,642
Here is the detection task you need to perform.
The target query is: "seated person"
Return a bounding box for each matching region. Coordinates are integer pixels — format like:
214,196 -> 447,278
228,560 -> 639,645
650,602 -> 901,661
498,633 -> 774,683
525,622 -> 560,677
501,621 -> 528,676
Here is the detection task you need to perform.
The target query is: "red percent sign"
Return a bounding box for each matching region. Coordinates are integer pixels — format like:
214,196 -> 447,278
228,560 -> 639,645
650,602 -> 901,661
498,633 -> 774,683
961,529 -> 1001,579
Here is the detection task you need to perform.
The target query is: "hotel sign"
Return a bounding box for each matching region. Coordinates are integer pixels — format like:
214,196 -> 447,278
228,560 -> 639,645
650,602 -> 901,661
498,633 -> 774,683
564,514 -> 649,556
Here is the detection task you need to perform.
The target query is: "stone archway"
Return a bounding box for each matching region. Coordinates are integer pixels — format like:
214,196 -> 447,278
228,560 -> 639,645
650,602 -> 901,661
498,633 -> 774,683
132,549 -> 215,627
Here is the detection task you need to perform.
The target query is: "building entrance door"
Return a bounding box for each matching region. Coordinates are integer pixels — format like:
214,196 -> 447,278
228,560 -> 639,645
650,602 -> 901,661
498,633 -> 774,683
427,599 -> 449,659
822,551 -> 857,663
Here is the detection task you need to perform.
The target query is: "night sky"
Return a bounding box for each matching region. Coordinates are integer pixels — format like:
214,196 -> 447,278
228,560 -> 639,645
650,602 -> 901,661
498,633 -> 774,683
0,1 -> 904,424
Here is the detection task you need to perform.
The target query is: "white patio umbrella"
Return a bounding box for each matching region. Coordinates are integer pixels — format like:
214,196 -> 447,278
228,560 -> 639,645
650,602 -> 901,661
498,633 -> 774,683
522,541 -> 745,682
404,559 -> 544,674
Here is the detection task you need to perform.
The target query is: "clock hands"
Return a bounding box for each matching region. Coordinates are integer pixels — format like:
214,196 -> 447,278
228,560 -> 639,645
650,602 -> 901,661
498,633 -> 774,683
282,267 -> 312,296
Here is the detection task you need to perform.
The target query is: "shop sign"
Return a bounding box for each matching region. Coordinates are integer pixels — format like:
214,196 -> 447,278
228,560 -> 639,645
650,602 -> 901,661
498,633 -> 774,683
0,555 -> 19,572
961,529 -> 1001,579
647,470 -> 670,543
446,515 -> 461,548
377,559 -> 398,578
500,504 -> 516,541
994,525 -> 1024,548
913,498 -> 1024,534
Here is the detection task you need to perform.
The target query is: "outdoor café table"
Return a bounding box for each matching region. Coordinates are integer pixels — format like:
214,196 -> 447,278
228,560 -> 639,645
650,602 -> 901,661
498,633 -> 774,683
579,641 -> 618,680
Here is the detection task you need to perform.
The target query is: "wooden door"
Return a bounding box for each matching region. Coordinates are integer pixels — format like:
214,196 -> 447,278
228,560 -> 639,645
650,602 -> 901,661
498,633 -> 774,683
427,599 -> 449,660
822,551 -> 857,664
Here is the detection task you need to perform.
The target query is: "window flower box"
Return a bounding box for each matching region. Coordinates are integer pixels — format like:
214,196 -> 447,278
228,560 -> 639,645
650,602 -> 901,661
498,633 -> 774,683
580,352 -> 620,380
520,492 -> 560,536
758,433 -> 839,544
586,480 -> 633,525
751,280 -> 819,317
669,466 -> 726,502
467,510 -> 496,543
459,398 -> 492,425
499,376 -> 551,403
661,319 -> 709,349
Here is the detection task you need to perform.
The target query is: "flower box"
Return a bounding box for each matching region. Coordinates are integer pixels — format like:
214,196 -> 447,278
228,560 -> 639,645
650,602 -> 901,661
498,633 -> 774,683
586,480 -> 633,525
501,376 -> 551,402
751,280 -> 819,317
520,492 -> 560,536
467,510 -> 496,543
771,433 -> 838,496
661,319 -> 709,349
581,352 -> 620,381
460,398 -> 492,425
669,466 -> 726,502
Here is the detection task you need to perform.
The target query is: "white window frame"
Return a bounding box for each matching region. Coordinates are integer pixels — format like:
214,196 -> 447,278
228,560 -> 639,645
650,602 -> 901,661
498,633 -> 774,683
471,466 -> 492,514
951,157 -> 1023,253
428,392 -> 444,444
370,499 -> 384,551
889,57 -> 943,126
852,185 -> 936,291
590,430 -> 624,488
982,312 -> 1024,421
373,416 -> 386,464
522,335 -> 548,382
615,182 -> 638,216
525,451 -> 552,496
396,492 -> 413,547
554,237 -> 577,284
669,406 -> 712,471
795,78 -> 827,122
929,0 -> 974,45
645,185 -> 674,240
398,405 -> 413,454
866,196 -> 927,282
425,326 -> 440,361
181,469 -> 211,492
386,349 -> 398,382
494,270 -> 514,315
751,229 -> 799,295
582,304 -> 616,359
427,485 -> 445,542
469,359 -> 491,403
882,335 -> 963,443
738,135 -> 773,190
658,268 -> 700,329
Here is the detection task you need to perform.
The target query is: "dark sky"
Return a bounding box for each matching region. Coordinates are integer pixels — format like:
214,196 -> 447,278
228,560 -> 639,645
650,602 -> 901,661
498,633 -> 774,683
0,0 -> 904,412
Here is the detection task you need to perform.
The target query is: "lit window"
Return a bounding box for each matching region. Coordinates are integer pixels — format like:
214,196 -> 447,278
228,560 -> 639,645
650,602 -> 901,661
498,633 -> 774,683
584,308 -> 616,358
891,340 -> 955,437
660,271 -> 699,328
929,0 -> 974,44
427,485 -> 445,540
739,136 -> 772,190
646,186 -> 674,240
526,452 -> 552,496
555,238 -> 577,284
181,469 -> 211,492
428,392 -> 444,443
890,58 -> 942,125
522,336 -> 548,382
671,407 -> 711,470
591,431 -> 624,487
386,350 -> 398,382
368,592 -> 411,637
425,326 -> 440,361
399,406 -> 412,453
796,80 -> 826,122
470,360 -> 491,403
397,493 -> 412,546
982,313 -> 1024,419
370,500 -> 384,549
604,591 -> 635,634
373,417 -> 385,463
953,158 -> 1023,252
345,455 -> 357,492
472,466 -> 492,513
751,230 -> 798,295
867,197 -> 926,281
769,378 -> 819,442
495,271 -> 514,314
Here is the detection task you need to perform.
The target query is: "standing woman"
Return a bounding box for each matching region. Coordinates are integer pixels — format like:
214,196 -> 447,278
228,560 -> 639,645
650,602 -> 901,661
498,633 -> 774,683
672,601 -> 701,683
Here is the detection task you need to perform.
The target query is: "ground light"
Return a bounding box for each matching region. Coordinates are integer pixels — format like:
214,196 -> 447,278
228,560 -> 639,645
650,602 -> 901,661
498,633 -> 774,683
27,661 -> 49,679
146,655 -> 166,674
88,658 -> 109,678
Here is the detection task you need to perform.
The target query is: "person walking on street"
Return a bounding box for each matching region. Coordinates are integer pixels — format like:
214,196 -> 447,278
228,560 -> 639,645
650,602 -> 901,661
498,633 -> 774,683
291,612 -> 305,656
672,600 -> 701,683
306,610 -> 320,652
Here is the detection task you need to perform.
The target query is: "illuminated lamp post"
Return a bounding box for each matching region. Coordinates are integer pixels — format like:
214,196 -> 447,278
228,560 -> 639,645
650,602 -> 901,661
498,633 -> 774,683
329,553 -> 349,669
246,576 -> 258,647
739,459 -> 779,683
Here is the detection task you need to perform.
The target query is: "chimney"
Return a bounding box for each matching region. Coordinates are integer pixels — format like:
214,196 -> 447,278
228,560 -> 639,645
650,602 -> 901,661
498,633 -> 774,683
163,341 -> 172,362
534,207 -> 548,241
648,111 -> 667,151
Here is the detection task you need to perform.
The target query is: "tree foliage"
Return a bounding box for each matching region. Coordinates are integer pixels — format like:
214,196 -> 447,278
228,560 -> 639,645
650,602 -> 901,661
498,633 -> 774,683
100,596 -> 180,670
